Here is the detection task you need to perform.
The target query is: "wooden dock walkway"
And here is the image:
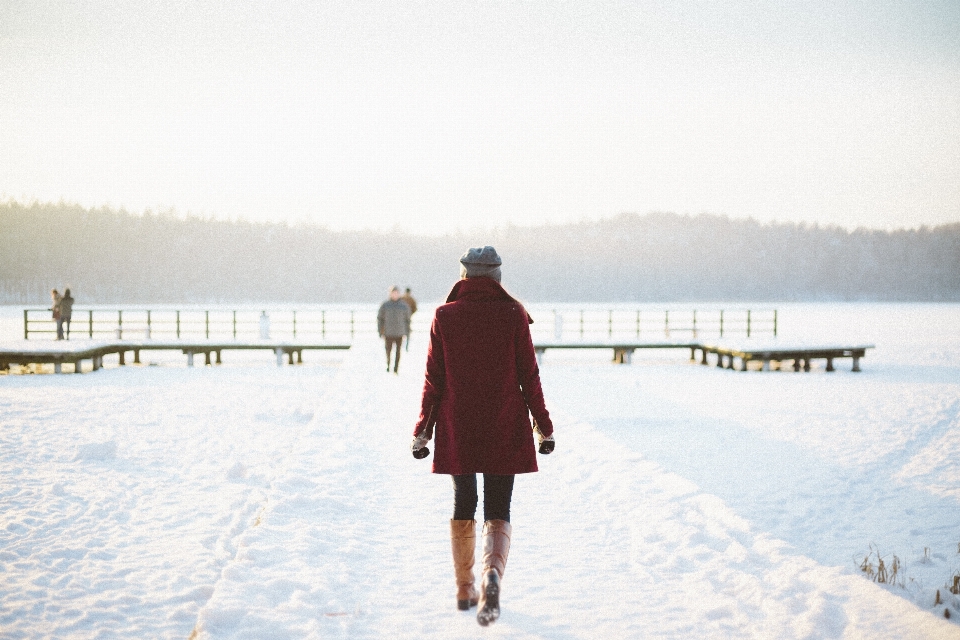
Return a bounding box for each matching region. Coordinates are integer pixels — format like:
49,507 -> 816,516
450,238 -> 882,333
533,341 -> 874,371
0,341 -> 350,374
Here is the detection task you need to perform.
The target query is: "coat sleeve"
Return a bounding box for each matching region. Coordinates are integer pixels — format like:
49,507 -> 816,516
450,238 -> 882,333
514,308 -> 554,437
377,303 -> 385,336
414,313 -> 446,437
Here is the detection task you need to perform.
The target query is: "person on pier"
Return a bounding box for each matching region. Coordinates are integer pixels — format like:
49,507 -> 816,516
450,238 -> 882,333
377,285 -> 411,374
50,289 -> 63,340
402,287 -> 417,351
410,246 -> 555,626
60,288 -> 74,340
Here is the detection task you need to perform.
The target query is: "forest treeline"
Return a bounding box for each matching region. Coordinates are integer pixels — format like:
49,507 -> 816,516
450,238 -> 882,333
2,201 -> 959,304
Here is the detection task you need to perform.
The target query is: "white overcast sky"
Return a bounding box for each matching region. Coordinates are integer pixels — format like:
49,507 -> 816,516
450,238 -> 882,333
1,0 -> 958,233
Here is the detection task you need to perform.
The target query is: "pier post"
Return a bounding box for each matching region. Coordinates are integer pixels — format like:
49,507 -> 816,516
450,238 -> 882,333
216,350 -> 222,365
54,362 -> 62,374
826,357 -> 835,372
23,309 -> 28,340
74,361 -> 82,374
134,350 -> 141,364
740,357 -> 749,372
186,351 -> 194,367
803,358 -> 811,372
700,348 -> 709,365
716,353 -> 725,368
852,356 -> 861,372
793,359 -> 801,372
119,350 -> 125,366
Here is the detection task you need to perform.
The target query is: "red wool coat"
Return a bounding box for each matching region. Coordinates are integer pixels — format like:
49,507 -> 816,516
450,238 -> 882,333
414,277 -> 554,475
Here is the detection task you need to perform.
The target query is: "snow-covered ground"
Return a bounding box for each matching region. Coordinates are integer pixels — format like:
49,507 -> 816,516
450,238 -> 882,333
2,303 -> 959,638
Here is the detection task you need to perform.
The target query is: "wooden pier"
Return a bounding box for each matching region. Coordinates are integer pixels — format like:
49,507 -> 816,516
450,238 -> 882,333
533,341 -> 874,372
0,341 -> 350,374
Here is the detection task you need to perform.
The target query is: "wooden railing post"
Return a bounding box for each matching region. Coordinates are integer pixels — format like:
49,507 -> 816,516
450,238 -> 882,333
147,310 -> 152,339
636,310 -> 640,337
176,310 -> 180,339
89,310 -> 93,338
233,311 -> 237,339
205,310 -> 210,339
719,310 -> 724,337
747,309 -> 752,338
23,309 -> 28,340
118,310 -> 123,339
608,310 -> 613,338
293,310 -> 297,339
692,309 -> 697,338
773,309 -> 778,337
664,310 -> 670,338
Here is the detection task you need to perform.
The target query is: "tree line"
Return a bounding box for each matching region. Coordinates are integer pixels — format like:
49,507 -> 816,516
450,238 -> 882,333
2,200 -> 958,304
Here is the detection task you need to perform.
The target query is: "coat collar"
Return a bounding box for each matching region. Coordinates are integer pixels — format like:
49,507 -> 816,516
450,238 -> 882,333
445,277 -> 533,324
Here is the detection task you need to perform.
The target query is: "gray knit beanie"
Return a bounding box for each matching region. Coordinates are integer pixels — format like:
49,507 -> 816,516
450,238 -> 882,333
459,246 -> 502,282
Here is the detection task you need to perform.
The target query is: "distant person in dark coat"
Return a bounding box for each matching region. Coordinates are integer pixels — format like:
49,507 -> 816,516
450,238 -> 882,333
60,288 -> 74,340
50,289 -> 63,340
377,285 -> 411,373
402,287 -> 418,351
410,246 -> 555,626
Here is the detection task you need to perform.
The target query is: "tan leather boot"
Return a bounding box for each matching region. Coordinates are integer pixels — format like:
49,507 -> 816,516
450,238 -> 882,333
476,519 -> 511,626
450,519 -> 479,610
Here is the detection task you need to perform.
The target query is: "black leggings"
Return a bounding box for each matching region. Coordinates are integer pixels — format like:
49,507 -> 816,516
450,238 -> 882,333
452,474 -> 515,522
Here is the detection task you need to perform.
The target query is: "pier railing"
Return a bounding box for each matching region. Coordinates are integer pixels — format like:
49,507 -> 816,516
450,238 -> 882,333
23,309 -> 374,341
531,308 -> 777,342
24,307 -> 777,342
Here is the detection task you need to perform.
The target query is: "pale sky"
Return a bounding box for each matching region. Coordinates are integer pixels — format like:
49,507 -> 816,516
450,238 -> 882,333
1,0 -> 959,233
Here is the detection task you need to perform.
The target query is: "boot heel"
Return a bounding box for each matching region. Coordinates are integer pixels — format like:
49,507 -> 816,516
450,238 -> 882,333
477,570 -> 500,626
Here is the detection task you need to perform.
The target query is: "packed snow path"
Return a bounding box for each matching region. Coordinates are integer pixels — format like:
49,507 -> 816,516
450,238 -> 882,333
2,333 -> 958,638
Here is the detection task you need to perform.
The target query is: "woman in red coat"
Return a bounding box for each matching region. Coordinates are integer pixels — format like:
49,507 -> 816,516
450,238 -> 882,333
411,246 -> 555,626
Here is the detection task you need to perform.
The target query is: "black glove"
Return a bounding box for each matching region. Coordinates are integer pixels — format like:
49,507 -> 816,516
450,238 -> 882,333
411,432 -> 431,459
534,423 -> 555,455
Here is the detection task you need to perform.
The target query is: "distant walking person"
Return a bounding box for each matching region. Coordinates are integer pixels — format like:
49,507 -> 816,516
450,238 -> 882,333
50,289 -> 63,340
377,286 -> 411,373
410,246 -> 555,627
402,287 -> 418,351
60,288 -> 74,340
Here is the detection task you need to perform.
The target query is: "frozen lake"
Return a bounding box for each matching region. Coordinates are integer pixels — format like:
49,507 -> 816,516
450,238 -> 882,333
1,303 -> 959,638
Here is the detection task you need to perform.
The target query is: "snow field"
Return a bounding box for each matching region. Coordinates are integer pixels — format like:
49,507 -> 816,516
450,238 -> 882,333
0,364 -> 338,638
2,302 -> 959,638
189,337 -> 956,638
